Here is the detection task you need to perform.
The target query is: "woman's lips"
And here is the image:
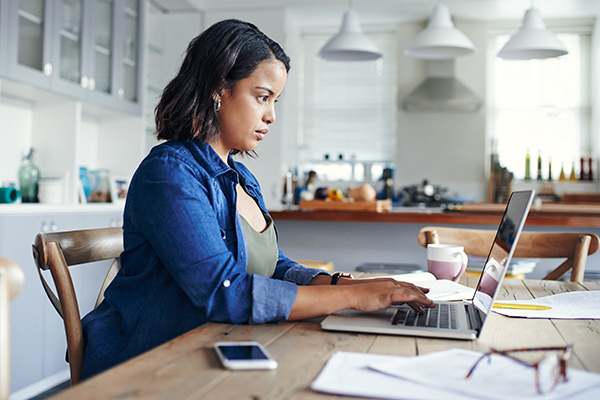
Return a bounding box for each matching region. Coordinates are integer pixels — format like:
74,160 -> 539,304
256,128 -> 268,140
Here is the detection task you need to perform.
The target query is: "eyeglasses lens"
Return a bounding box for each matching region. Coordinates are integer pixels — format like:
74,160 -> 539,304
537,351 -> 561,394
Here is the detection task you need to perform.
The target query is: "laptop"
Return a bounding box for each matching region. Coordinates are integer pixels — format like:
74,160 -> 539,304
321,190 -> 536,340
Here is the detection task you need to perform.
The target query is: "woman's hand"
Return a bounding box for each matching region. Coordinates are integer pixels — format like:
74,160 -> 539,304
288,278 -> 435,321
348,280 -> 435,314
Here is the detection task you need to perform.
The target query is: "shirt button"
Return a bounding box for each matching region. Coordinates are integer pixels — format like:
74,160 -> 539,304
223,279 -> 231,288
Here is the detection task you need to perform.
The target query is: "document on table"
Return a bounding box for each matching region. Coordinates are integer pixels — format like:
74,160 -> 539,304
311,349 -> 600,400
492,290 -> 600,319
310,351 -> 467,400
364,272 -> 475,301
368,348 -> 600,400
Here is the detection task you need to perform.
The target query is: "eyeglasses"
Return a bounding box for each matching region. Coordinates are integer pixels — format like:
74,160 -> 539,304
466,345 -> 572,394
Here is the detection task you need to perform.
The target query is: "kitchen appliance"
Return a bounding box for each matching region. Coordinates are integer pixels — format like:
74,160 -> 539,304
400,179 -> 460,208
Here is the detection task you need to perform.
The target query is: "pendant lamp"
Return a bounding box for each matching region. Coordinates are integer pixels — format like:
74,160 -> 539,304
405,2 -> 475,60
318,4 -> 382,62
497,7 -> 568,60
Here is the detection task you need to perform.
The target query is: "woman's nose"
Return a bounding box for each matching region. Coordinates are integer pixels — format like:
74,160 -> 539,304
264,104 -> 276,125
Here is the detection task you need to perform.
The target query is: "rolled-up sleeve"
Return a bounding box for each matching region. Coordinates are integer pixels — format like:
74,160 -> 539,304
283,264 -> 330,285
250,274 -> 298,324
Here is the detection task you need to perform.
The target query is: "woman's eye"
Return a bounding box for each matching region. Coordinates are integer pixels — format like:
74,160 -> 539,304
258,95 -> 268,102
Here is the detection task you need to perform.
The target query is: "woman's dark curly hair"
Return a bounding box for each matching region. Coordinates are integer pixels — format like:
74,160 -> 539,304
155,19 -> 290,155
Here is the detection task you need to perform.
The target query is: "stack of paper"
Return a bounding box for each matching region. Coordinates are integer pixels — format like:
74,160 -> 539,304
311,349 -> 600,400
493,291 -> 600,319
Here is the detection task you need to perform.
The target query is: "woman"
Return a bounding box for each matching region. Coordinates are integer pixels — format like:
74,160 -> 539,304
80,19 -> 433,379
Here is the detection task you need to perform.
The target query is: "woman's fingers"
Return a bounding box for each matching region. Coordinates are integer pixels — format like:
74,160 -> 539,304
352,281 -> 435,312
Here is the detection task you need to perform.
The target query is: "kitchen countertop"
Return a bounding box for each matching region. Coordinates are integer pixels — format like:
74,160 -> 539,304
269,203 -> 600,227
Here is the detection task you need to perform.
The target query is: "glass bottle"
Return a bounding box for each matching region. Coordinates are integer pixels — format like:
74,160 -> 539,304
536,150 -> 542,180
79,166 -> 92,200
548,158 -> 553,181
18,149 -> 41,203
569,161 -> 578,181
580,157 -> 587,181
558,162 -> 566,181
524,148 -> 531,180
588,158 -> 594,181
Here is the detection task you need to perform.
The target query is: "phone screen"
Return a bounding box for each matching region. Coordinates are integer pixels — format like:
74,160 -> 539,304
219,345 -> 269,361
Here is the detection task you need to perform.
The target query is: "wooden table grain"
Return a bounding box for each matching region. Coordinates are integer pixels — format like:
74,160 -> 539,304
49,277 -> 600,400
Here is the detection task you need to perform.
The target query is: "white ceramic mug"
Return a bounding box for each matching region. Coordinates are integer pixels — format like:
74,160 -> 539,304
38,178 -> 64,204
427,244 -> 468,282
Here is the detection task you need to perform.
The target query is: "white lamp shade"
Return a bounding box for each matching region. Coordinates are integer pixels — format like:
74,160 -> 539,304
319,9 -> 382,61
497,8 -> 568,60
405,3 -> 475,60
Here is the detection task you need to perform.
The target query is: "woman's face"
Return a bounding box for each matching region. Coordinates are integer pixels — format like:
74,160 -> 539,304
211,59 -> 288,161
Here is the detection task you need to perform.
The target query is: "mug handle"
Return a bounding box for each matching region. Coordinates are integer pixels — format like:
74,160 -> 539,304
453,251 -> 468,282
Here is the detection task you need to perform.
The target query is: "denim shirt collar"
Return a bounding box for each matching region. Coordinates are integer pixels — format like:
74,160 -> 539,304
180,139 -> 264,201
181,139 -> 239,184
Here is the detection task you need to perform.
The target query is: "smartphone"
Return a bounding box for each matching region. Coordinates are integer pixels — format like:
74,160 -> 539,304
214,341 -> 278,370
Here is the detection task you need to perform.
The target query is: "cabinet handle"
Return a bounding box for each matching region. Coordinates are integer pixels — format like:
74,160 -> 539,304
41,222 -> 49,232
50,221 -> 58,232
89,78 -> 96,91
81,76 -> 89,89
44,63 -> 53,76
117,88 -> 125,99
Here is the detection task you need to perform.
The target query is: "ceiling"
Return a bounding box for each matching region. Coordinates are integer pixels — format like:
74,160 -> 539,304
151,0 -> 600,22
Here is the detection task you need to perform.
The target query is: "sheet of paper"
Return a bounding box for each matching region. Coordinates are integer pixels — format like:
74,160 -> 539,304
310,351 -> 467,400
368,348 -> 600,400
363,272 -> 436,283
417,279 -> 475,301
362,273 -> 475,301
492,290 -> 600,319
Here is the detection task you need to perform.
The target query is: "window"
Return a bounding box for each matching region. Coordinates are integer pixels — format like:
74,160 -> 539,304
487,29 -> 592,180
298,29 -> 397,181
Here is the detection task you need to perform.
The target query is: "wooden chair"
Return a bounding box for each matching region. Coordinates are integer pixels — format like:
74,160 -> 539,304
418,226 -> 599,283
32,227 -> 123,386
0,258 -> 25,400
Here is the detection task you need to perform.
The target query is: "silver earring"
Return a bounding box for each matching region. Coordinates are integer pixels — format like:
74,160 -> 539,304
214,99 -> 221,112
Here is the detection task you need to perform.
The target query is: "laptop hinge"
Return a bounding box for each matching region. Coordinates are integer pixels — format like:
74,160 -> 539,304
465,304 -> 483,335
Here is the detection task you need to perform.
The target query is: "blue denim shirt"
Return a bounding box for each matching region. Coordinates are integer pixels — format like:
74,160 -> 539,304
80,139 -> 326,379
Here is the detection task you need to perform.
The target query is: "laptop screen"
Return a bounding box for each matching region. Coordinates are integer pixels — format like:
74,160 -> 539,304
472,190 -> 535,314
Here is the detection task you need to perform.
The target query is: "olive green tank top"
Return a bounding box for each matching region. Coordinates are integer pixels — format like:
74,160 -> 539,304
240,213 -> 278,278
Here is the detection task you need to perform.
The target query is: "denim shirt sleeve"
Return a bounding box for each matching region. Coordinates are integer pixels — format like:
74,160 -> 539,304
271,251 -> 330,284
127,150 -> 295,325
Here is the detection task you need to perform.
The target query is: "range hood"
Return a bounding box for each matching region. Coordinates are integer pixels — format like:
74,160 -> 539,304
403,60 -> 482,112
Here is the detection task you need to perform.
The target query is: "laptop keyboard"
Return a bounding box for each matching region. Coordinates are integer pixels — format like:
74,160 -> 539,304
391,303 -> 458,330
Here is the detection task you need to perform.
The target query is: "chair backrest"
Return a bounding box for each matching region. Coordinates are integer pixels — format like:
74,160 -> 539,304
0,258 -> 25,400
32,227 -> 123,385
418,226 -> 600,283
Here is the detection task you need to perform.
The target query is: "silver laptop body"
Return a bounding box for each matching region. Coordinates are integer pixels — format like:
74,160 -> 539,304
321,190 -> 535,340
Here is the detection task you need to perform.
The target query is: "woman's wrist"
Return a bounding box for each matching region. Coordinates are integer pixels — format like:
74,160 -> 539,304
330,272 -> 354,285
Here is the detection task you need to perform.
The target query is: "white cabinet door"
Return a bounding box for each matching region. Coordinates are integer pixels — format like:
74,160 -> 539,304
3,214 -> 47,392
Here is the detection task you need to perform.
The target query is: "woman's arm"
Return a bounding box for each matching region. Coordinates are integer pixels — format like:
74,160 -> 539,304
287,279 -> 435,321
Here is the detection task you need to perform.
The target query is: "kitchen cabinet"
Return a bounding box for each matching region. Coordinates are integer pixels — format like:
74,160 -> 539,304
3,0 -> 144,115
1,208 -> 123,393
0,0 -> 10,75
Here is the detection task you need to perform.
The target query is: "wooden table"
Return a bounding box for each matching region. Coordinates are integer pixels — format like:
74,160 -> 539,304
50,277 -> 600,400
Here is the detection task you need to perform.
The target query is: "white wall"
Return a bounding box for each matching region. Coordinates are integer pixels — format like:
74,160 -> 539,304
394,20 -> 487,200
0,95 -> 33,186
